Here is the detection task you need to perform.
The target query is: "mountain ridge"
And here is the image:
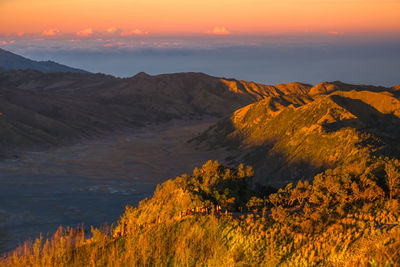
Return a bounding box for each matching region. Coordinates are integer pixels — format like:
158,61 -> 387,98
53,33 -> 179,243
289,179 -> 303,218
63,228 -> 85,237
0,62 -> 398,162
0,70 -> 317,156
0,48 -> 88,73
191,89 -> 400,186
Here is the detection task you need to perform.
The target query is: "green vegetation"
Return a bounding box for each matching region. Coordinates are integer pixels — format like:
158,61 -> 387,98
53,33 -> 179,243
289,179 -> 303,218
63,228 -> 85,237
1,159 -> 399,266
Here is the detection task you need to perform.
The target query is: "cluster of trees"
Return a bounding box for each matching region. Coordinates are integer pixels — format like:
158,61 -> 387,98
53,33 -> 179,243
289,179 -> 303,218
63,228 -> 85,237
1,159 -> 399,266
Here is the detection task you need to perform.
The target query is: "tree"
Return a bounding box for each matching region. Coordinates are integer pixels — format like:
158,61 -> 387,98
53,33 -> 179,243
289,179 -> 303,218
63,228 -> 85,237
385,160 -> 400,201
246,196 -> 263,211
237,163 -> 254,178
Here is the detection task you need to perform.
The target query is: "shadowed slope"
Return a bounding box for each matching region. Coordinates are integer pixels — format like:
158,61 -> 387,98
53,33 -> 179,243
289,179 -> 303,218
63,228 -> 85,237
0,87 -> 150,152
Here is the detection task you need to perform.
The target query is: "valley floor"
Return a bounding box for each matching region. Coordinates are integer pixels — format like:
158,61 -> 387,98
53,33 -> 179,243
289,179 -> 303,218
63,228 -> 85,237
0,118 -> 228,254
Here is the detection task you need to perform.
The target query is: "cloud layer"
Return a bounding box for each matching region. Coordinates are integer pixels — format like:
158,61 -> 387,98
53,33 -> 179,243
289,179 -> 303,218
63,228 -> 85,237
42,29 -> 61,37
208,27 -> 230,35
76,28 -> 96,37
47,27 -> 151,38
120,29 -> 148,36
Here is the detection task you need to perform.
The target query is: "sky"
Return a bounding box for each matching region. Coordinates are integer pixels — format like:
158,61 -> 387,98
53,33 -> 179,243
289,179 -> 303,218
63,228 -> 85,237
1,0 -> 400,35
0,0 -> 399,86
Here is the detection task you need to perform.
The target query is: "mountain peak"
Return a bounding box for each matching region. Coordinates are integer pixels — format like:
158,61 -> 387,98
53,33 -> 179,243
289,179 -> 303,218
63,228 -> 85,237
132,71 -> 151,79
309,81 -> 390,95
392,85 -> 400,91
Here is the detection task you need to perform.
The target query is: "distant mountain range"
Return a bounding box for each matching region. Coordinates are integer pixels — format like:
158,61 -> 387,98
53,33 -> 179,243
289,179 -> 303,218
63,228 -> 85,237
0,68 -> 314,155
1,67 -> 398,165
0,48 -> 88,73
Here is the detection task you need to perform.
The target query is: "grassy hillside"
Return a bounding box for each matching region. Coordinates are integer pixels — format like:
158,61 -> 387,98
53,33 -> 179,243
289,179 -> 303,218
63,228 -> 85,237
192,90 -> 400,186
1,159 -> 399,266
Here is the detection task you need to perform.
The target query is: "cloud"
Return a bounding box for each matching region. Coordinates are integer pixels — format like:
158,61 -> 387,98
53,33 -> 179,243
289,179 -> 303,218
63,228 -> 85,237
76,28 -> 95,37
120,29 -> 148,36
1,40 -> 16,45
105,27 -> 123,36
328,31 -> 344,35
74,27 -> 149,38
106,27 -> 119,33
75,27 -> 147,38
42,28 -> 61,37
104,42 -> 126,48
208,26 -> 230,35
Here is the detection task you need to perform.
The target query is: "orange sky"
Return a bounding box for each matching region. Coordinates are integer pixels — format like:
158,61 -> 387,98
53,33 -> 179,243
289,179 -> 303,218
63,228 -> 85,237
1,0 -> 400,35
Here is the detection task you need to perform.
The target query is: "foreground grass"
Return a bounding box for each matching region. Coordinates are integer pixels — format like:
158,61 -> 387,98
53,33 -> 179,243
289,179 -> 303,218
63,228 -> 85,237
1,160 -> 399,266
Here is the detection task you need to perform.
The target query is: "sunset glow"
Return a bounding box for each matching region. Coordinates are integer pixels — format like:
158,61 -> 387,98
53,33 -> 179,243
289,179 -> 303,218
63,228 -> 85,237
1,0 -> 400,265
0,0 -> 399,86
1,0 -> 400,36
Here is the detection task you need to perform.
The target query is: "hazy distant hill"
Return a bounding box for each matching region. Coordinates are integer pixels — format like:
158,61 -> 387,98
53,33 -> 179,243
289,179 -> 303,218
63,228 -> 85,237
0,48 -> 88,73
192,87 -> 400,186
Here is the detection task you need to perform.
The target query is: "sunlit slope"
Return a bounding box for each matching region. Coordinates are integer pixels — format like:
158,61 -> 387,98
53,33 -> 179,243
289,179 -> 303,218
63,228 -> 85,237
220,79 -> 311,99
392,84 -> 400,92
193,90 -> 400,186
308,81 -> 390,95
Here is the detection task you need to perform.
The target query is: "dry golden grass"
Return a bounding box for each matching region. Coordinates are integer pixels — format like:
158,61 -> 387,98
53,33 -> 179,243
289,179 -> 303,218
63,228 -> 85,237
1,160 -> 399,266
